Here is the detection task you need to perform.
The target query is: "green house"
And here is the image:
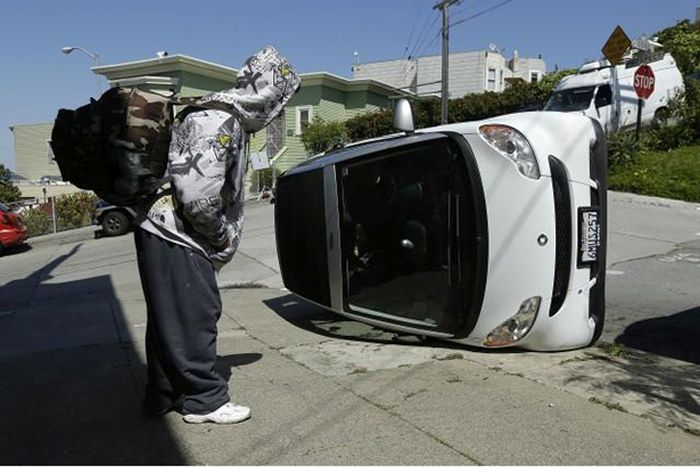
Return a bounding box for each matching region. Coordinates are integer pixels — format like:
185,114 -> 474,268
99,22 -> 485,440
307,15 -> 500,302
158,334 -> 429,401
93,54 -> 406,190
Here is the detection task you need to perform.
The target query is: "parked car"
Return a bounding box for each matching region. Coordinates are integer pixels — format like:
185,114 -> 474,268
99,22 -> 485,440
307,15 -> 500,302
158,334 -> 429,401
92,200 -> 136,237
545,49 -> 684,132
0,202 -> 28,254
274,101 -> 607,351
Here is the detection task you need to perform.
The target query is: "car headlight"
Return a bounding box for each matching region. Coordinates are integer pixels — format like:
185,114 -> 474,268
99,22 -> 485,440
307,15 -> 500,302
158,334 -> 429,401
484,296 -> 541,347
479,124 -> 540,179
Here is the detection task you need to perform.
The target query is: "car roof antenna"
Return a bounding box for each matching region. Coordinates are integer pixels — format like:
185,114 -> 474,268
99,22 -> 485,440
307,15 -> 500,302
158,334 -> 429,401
393,98 -> 415,134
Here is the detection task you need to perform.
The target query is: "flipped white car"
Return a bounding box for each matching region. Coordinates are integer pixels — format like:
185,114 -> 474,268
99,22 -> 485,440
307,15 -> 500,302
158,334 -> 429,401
274,103 -> 607,351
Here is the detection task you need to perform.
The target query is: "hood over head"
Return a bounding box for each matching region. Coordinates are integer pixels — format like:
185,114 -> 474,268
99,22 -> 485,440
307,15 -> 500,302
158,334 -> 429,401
181,46 -> 300,133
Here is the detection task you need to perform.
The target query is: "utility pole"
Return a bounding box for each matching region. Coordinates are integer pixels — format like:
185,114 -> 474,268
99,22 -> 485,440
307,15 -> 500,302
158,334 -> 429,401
433,0 -> 460,124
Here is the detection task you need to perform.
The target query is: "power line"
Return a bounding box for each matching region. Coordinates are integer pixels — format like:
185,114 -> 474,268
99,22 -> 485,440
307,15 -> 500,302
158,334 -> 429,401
449,0 -> 497,22
397,79 -> 443,89
393,5 -> 440,89
401,0 -> 427,59
450,0 -> 516,29
407,10 -> 440,60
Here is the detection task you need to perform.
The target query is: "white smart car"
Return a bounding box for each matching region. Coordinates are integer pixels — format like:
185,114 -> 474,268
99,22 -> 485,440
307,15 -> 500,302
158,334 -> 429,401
274,102 -> 607,351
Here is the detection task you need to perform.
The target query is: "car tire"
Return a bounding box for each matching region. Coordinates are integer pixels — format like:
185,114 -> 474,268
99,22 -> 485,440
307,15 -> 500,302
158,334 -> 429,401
653,107 -> 669,126
102,211 -> 130,237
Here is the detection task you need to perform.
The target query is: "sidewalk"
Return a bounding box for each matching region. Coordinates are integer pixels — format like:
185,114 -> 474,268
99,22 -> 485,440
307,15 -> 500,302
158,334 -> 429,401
0,197 -> 698,464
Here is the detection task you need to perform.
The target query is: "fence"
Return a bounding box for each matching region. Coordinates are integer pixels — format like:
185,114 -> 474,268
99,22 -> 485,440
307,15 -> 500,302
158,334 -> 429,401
18,192 -> 97,238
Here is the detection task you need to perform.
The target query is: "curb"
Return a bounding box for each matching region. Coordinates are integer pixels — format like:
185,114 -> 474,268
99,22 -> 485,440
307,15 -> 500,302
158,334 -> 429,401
27,225 -> 101,247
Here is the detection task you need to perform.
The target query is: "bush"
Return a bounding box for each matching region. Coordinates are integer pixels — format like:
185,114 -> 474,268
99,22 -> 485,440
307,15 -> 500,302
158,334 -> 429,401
345,109 -> 394,143
607,130 -> 642,169
55,192 -> 97,232
257,168 -> 274,189
21,207 -> 52,237
300,118 -> 348,155
644,123 -> 695,152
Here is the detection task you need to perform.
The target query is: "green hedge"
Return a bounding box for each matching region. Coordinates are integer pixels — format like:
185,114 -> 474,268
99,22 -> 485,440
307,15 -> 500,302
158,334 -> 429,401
55,192 -> 97,232
21,207 -> 53,237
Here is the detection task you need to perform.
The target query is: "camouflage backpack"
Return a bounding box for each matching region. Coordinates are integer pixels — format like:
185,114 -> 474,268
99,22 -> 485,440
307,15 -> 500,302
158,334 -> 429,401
51,87 -> 173,206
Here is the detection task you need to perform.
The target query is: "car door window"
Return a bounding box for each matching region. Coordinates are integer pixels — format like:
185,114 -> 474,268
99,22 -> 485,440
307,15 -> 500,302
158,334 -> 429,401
338,138 -> 475,335
595,84 -> 612,108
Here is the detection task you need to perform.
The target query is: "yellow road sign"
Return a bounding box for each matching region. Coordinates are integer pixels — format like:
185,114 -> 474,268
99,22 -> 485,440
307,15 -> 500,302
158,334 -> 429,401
602,25 -> 631,65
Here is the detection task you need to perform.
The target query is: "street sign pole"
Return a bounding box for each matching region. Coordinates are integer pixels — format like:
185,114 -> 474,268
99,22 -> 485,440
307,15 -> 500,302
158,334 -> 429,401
636,98 -> 643,141
434,0 -> 460,125
601,25 -> 632,132
612,65 -> 620,131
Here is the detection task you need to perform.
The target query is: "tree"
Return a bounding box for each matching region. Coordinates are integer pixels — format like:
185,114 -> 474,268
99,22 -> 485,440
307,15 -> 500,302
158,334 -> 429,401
0,164 -> 21,204
656,19 -> 700,76
300,118 -> 348,155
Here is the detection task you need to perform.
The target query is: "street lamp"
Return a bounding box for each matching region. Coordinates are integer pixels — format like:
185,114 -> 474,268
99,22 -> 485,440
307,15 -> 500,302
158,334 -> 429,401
62,45 -> 101,96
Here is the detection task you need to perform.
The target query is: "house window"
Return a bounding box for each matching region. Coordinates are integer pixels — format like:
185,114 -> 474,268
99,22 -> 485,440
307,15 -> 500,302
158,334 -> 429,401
296,106 -> 313,135
500,70 -> 504,90
530,71 -> 540,83
487,68 -> 496,91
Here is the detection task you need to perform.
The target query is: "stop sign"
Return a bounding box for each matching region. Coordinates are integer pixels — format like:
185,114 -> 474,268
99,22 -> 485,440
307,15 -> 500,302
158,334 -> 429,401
634,64 -> 655,99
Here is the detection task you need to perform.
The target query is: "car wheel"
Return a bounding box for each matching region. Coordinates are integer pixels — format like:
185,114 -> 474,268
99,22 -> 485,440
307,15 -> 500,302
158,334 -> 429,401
102,211 -> 130,237
653,107 -> 669,126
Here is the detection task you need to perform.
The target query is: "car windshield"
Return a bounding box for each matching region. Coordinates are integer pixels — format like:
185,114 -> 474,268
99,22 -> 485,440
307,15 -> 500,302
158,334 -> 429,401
545,86 -> 596,112
0,202 -> 9,212
338,137 -> 484,336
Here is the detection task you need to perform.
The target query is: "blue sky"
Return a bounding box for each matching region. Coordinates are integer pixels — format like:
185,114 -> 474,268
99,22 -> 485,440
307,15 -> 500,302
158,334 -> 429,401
1,0 -> 697,170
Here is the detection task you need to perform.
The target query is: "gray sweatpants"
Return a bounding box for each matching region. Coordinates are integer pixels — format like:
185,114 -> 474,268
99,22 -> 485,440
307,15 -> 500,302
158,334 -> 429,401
134,228 -> 230,415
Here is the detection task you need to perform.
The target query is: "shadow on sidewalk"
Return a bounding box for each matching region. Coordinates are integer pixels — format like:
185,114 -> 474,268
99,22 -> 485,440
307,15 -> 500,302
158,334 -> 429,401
554,308 -> 700,431
0,245 -> 189,464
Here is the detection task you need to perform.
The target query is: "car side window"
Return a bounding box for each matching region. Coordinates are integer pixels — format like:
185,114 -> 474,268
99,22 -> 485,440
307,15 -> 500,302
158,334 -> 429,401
595,84 -> 612,108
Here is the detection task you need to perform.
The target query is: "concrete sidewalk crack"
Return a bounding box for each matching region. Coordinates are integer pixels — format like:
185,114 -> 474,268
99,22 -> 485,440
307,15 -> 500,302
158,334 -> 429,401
241,331 -> 484,465
234,250 -> 280,273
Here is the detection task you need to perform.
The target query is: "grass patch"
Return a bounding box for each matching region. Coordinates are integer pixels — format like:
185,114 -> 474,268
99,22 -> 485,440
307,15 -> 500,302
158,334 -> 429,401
597,342 -> 630,359
609,145 -> 700,202
588,396 -> 629,413
434,352 -> 465,361
558,353 -> 608,365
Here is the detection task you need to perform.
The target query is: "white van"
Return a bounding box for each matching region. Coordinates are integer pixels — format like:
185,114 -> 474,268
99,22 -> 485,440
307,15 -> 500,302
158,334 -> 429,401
545,51 -> 684,132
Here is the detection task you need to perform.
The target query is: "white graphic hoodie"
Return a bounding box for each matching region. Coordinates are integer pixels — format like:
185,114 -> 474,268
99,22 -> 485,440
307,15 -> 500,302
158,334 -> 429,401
137,47 -> 300,267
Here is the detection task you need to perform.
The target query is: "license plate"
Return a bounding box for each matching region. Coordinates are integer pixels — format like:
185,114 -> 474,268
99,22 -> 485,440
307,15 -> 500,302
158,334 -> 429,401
578,208 -> 600,265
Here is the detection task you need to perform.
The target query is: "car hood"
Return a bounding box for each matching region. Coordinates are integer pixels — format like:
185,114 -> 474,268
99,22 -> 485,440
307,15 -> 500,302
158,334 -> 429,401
457,132 -> 556,343
422,111 -> 598,185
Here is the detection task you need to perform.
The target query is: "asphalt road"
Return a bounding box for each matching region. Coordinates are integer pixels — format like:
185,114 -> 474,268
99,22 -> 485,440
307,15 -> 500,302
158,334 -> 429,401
2,192 -> 699,366
0,193 -> 698,464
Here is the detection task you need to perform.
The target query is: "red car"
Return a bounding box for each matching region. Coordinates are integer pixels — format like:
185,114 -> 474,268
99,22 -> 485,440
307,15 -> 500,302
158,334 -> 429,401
0,202 -> 27,254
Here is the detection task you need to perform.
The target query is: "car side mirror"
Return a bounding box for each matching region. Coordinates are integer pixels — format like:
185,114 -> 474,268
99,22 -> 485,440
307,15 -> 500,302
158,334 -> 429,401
394,98 -> 414,133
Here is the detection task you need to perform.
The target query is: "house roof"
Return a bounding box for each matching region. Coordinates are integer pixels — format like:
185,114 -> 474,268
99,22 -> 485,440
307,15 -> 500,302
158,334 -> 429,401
300,71 -> 414,97
92,54 -> 238,83
93,55 -> 413,98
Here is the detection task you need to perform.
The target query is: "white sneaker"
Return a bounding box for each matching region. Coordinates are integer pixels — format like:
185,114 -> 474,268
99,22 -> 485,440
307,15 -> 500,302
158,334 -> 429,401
183,402 -> 251,425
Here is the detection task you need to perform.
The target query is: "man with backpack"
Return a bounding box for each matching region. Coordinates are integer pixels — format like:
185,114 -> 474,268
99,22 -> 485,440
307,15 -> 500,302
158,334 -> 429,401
133,47 -> 299,424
